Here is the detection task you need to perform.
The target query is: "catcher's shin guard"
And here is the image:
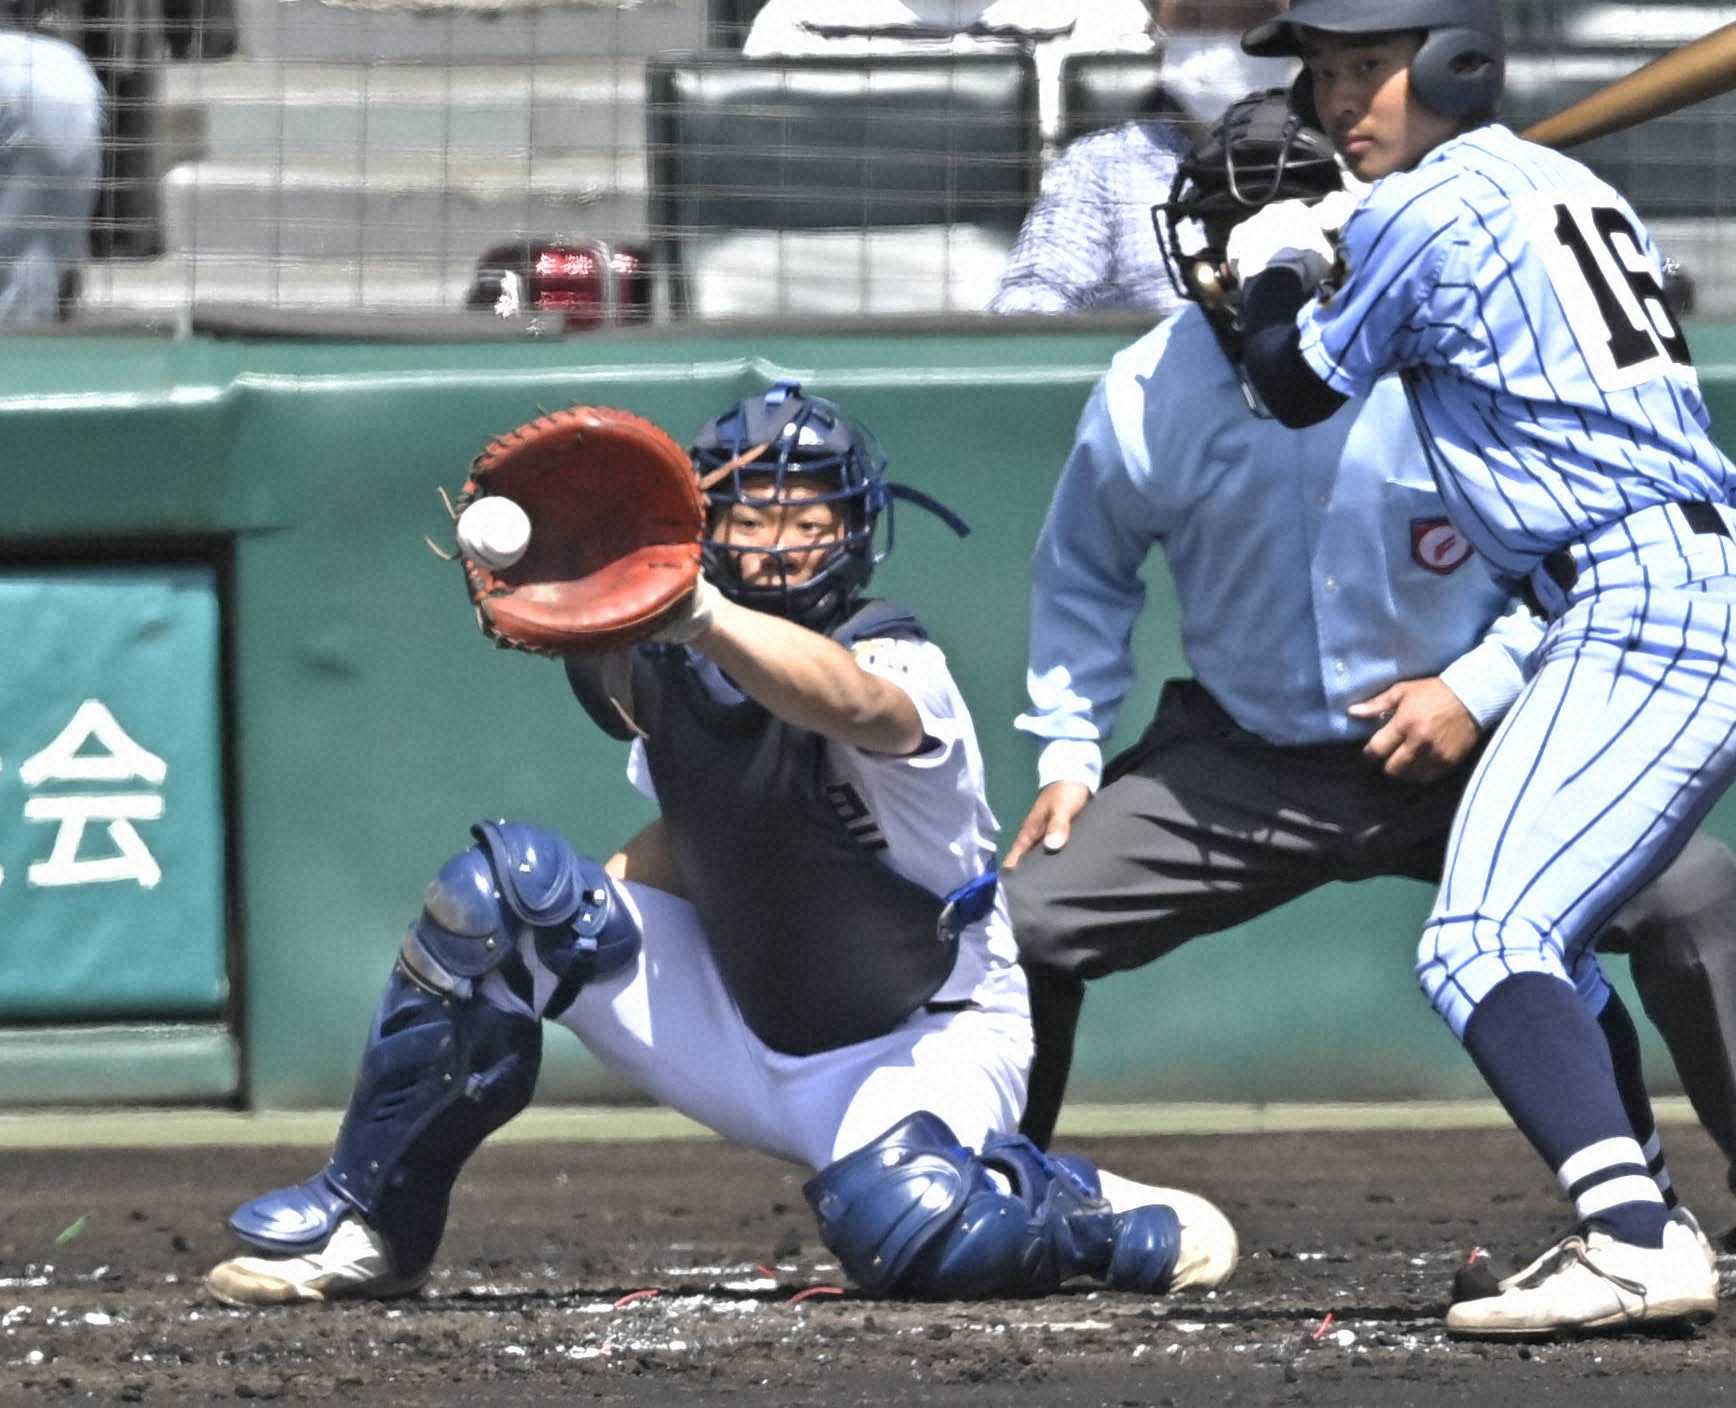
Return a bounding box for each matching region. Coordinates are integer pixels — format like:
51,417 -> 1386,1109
229,968 -> 542,1281
802,1112 -> 1182,1299
227,821 -> 639,1281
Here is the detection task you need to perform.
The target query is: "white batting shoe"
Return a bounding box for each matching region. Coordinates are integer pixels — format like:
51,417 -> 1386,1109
1672,1206 -> 1718,1271
1477,1206 -> 1719,1296
1094,1170 -> 1239,1291
205,1215 -> 423,1306
1445,1217 -> 1718,1338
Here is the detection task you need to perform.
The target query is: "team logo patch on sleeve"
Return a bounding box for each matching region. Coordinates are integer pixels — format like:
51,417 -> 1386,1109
851,637 -> 913,674
1411,518 -> 1473,574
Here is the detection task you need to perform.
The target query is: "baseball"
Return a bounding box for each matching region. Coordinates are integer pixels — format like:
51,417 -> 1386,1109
456,495 -> 531,570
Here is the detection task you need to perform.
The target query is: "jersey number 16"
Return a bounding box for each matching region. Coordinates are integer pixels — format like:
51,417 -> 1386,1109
1542,198 -> 1692,389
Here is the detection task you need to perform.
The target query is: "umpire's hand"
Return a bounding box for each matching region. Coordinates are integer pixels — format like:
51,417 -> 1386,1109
1349,677 -> 1481,783
1003,780 -> 1093,868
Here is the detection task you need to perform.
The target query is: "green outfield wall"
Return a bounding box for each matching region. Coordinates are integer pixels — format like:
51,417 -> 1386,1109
6,321 -> 1736,1111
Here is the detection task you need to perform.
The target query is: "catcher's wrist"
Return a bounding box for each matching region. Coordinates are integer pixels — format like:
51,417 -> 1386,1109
650,576 -> 722,645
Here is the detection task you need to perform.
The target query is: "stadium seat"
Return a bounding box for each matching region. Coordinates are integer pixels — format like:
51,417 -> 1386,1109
1056,50 -> 1200,149
646,52 -> 1041,318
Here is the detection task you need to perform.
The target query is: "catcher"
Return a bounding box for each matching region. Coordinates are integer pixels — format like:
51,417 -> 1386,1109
204,382 -> 1238,1305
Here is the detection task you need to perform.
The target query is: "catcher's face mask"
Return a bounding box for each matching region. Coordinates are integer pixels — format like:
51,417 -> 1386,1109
711,479 -> 849,591
691,383 -> 889,631
691,381 -> 972,631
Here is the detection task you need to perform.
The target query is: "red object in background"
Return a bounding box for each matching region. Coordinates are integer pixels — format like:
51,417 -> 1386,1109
465,240 -> 652,329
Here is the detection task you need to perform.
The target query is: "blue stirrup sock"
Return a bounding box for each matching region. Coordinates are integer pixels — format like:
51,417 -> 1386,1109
1462,972 -> 1667,1248
1596,987 -> 1679,1209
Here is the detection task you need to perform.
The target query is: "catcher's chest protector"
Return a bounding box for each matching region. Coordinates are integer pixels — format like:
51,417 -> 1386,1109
632,600 -> 958,1056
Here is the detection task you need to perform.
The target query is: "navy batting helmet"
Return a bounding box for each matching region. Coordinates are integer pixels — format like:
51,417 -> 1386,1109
690,382 -> 968,631
1242,0 -> 1504,119
1157,87 -> 1342,312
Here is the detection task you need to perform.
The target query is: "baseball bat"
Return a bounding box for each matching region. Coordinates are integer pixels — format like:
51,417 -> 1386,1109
1524,21 -> 1736,149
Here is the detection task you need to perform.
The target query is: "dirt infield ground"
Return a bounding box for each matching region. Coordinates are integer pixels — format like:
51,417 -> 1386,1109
4,1121 -> 1735,1407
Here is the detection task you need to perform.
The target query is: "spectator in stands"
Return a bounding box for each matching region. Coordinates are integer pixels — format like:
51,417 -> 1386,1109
989,105 -> 1192,317
989,2 -> 1287,315
8,0 -> 164,258
741,0 -> 1159,142
0,24 -> 102,322
1152,1 -> 1294,123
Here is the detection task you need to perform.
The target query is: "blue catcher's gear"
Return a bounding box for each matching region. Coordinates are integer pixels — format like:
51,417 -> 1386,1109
802,1111 -> 1182,1299
1243,0 -> 1504,120
405,820 -> 640,1019
689,381 -> 969,631
627,600 -> 961,1056
227,822 -> 641,1281
229,970 -> 542,1282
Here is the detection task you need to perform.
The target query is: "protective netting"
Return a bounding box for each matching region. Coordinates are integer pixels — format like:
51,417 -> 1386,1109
2,0 -> 1731,329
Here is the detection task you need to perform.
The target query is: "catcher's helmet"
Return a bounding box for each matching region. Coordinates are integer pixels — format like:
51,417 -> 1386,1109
690,382 -> 968,631
1242,0 -> 1504,119
1157,87 -> 1342,313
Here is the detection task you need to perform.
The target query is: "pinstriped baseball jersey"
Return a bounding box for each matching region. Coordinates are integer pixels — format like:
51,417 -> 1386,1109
1296,123 -> 1736,579
1277,126 -> 1736,1045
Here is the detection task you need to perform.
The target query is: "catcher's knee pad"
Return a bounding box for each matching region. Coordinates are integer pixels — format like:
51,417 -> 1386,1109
802,1112 -> 1181,1300
228,966 -> 542,1280
804,1111 -> 1028,1299
403,819 -> 640,1020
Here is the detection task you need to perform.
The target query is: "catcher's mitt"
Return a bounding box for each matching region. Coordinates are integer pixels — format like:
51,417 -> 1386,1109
451,405 -> 704,655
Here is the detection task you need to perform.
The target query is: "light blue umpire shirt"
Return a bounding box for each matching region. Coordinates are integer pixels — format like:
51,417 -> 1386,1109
1018,304 -> 1543,791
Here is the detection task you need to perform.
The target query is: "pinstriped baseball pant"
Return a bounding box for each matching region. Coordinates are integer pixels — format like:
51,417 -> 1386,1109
1422,575 -> 1736,1037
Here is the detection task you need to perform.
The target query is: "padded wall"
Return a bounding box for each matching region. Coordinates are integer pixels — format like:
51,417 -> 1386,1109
7,322 -> 1736,1106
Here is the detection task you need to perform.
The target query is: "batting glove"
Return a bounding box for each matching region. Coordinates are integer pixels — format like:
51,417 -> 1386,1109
1224,198 -> 1339,291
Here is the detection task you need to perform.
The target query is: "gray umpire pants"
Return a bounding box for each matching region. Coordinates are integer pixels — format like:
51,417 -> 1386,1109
1005,678 -> 1736,1173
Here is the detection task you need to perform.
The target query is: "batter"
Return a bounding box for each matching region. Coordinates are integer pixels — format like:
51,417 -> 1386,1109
1232,0 -> 1734,1338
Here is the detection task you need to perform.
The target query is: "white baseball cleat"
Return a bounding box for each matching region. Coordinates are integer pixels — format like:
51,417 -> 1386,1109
1672,1206 -> 1718,1271
205,1215 -> 424,1306
1445,1217 -> 1718,1338
1480,1205 -> 1718,1296
1094,1169 -> 1239,1291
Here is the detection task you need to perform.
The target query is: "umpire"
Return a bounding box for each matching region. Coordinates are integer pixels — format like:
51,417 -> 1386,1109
1001,90 -> 1736,1234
